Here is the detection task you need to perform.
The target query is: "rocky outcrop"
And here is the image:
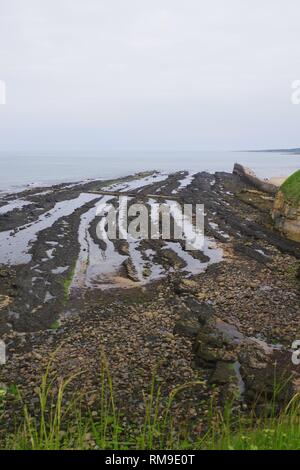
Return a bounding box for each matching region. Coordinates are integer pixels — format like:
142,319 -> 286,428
233,163 -> 278,195
272,190 -> 300,243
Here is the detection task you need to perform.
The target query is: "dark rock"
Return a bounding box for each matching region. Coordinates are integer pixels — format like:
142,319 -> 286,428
209,361 -> 236,385
239,347 -> 295,408
195,328 -> 227,349
173,295 -> 214,338
183,297 -> 214,325
173,319 -> 200,339
194,347 -> 220,368
122,259 -> 139,282
234,244 -> 271,264
193,327 -> 229,368
233,163 -> 277,195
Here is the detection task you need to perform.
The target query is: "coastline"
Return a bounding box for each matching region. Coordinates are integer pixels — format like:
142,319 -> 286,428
1,149 -> 300,193
0,167 -> 300,439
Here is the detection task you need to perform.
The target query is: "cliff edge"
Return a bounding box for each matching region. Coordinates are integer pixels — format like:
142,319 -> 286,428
272,170 -> 300,243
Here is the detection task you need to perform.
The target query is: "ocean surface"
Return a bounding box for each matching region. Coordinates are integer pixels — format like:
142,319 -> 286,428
0,150 -> 299,192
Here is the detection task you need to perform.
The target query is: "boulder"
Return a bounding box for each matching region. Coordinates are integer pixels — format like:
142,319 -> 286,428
209,361 -> 236,386
193,326 -> 237,368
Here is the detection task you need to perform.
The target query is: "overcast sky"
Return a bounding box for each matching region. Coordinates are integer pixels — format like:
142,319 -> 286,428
0,0 -> 300,151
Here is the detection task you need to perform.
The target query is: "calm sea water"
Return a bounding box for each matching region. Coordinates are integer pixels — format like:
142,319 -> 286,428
0,150 -> 299,192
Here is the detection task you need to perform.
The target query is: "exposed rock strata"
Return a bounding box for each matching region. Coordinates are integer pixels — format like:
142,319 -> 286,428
272,190 -> 300,243
233,163 -> 278,195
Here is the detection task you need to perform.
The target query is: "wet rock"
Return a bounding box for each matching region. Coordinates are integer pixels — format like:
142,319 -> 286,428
234,244 -> 271,264
118,242 -> 129,256
182,297 -> 214,326
142,264 -> 151,278
161,249 -> 186,269
122,258 -> 139,282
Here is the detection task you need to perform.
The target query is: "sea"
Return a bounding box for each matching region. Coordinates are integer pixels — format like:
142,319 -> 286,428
0,150 -> 299,193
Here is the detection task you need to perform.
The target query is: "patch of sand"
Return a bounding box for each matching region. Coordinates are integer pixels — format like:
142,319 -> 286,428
268,176 -> 288,187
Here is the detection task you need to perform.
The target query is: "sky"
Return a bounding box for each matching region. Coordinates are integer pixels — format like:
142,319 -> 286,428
0,0 -> 300,151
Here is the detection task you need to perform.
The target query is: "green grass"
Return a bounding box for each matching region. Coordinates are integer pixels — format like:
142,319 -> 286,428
1,353 -> 300,450
280,170 -> 300,206
50,320 -> 60,330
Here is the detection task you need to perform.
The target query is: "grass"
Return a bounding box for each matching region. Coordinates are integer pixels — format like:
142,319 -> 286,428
1,353 -> 300,450
280,170 -> 300,206
198,393 -> 300,450
50,320 -> 60,330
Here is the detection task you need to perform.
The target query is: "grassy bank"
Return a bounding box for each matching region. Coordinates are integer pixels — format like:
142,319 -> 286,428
1,354 -> 300,450
281,170 -> 300,206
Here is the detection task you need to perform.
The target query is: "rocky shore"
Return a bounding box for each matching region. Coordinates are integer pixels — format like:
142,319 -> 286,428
0,167 -> 300,432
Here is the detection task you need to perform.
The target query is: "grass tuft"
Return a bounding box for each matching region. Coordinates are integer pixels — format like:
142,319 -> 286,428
2,352 -> 300,450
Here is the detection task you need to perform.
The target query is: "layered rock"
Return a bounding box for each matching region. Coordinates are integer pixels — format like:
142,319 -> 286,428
272,188 -> 300,243
233,163 -> 278,195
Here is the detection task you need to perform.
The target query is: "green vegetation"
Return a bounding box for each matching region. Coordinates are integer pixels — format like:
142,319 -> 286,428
63,265 -> 75,304
50,320 -> 60,330
280,170 -> 300,206
1,353 -> 300,450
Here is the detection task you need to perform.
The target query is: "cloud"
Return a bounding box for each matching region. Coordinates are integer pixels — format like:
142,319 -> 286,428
0,0 -> 299,150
